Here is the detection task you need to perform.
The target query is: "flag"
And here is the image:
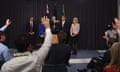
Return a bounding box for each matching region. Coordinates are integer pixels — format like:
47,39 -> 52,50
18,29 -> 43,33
46,3 -> 49,14
62,4 -> 65,16
46,3 -> 50,17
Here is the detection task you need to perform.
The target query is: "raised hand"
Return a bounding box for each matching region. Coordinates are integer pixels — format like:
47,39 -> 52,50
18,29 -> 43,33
5,18 -> 11,26
41,16 -> 50,28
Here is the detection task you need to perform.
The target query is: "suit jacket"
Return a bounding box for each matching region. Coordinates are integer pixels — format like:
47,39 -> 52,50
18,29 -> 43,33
59,21 -> 70,35
38,23 -> 45,37
50,21 -> 60,34
42,43 -> 71,72
26,21 -> 38,36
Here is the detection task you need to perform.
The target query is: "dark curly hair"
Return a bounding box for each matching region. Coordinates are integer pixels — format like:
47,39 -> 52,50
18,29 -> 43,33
15,34 -> 30,52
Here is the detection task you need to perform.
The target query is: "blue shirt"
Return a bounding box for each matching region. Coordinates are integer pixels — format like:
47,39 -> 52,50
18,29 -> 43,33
0,43 -> 11,61
38,23 -> 45,37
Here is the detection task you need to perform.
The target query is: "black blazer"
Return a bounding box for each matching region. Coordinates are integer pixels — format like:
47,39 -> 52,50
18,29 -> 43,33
59,21 -> 70,35
26,22 -> 38,36
42,43 -> 71,72
50,21 -> 60,34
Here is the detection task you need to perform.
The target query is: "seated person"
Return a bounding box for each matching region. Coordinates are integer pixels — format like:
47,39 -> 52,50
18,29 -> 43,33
104,18 -> 120,72
78,31 -> 117,72
104,43 -> 120,72
42,31 -> 71,72
78,18 -> 120,72
84,38 -> 116,72
1,16 -> 52,72
0,31 -> 11,68
102,38 -> 116,67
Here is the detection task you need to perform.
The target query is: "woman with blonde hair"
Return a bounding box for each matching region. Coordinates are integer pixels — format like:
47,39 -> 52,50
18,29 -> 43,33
104,42 -> 120,72
70,17 -> 80,54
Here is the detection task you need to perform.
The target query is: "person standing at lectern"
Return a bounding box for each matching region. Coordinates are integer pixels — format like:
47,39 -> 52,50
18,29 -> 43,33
59,16 -> 70,43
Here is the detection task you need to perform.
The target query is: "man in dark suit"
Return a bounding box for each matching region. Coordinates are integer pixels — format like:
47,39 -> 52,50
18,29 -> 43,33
42,31 -> 71,72
26,16 -> 38,46
59,16 -> 70,43
50,16 -> 60,34
60,16 -> 69,34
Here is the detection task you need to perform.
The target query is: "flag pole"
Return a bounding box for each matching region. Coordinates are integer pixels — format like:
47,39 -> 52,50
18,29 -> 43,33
62,4 -> 65,16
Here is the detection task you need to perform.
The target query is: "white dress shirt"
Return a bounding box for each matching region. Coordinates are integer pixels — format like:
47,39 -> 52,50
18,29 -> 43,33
62,21 -> 65,28
1,28 -> 52,72
0,25 -> 7,31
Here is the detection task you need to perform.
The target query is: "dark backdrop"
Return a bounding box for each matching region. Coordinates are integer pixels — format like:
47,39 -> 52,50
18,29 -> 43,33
0,0 -> 117,49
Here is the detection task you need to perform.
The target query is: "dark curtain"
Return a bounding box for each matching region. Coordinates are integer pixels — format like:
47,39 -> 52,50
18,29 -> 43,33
0,0 -> 117,50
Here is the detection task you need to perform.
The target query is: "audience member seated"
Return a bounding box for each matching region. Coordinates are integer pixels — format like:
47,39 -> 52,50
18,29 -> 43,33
0,31 -> 11,69
103,18 -> 119,48
83,38 -> 116,72
1,16 -> 52,72
104,18 -> 120,72
78,18 -> 120,72
104,43 -> 120,72
42,31 -> 71,72
102,38 -> 116,67
0,19 -> 11,69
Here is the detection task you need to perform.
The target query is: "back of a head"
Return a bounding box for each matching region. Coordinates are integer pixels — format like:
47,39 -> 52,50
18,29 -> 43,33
0,31 -> 6,42
0,31 -> 5,38
109,42 -> 120,68
58,31 -> 67,43
15,34 -> 30,53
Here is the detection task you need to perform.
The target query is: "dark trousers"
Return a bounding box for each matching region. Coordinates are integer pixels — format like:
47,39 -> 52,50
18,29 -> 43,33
87,57 -> 104,72
28,35 -> 36,46
42,64 -> 67,72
